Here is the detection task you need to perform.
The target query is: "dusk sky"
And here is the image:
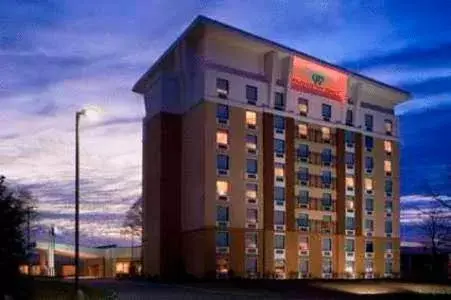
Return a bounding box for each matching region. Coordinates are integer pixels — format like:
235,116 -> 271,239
1,1 -> 451,246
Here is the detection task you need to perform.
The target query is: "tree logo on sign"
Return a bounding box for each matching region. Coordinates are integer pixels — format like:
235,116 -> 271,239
311,73 -> 325,86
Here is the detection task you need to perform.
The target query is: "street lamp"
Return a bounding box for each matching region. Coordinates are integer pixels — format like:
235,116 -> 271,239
75,106 -> 101,296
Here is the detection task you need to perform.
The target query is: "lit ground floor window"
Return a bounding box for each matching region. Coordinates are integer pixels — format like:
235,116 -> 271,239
116,262 -> 130,274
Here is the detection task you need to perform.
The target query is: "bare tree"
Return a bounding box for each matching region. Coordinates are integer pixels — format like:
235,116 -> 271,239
123,197 -> 142,235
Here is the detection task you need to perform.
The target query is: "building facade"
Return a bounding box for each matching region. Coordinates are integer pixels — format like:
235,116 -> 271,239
133,16 -> 410,279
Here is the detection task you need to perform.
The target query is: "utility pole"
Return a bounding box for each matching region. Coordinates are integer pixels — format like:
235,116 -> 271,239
27,207 -> 31,275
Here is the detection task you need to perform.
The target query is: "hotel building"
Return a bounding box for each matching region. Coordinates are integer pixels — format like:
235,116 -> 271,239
133,16 -> 410,279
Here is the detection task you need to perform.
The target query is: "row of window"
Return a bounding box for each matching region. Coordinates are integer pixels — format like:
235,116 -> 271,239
216,78 -> 394,135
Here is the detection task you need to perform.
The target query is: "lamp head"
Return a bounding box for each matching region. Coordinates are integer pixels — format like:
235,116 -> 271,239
79,105 -> 102,121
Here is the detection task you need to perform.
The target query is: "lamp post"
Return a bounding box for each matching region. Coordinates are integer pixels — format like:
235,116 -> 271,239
75,107 -> 100,296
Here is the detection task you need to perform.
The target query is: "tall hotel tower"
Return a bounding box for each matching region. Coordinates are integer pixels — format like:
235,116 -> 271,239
133,16 -> 410,279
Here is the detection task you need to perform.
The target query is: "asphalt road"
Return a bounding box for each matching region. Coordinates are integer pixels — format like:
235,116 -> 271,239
84,279 -> 296,300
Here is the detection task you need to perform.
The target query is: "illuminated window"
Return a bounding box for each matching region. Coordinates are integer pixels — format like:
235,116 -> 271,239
365,259 -> 374,273
216,78 -> 229,97
246,134 -> 257,150
321,127 -> 331,142
246,208 -> 258,223
245,232 -> 258,248
346,198 -> 355,210
274,163 -> 284,179
345,261 -> 355,274
365,178 -> 373,192
346,177 -> 354,190
298,123 -> 308,137
298,98 -> 308,115
384,140 -> 392,154
216,130 -> 228,146
384,160 -> 392,174
116,262 -> 130,274
322,258 -> 332,274
246,183 -> 257,199
216,180 -> 229,196
246,111 -> 257,128
385,119 -> 393,135
299,235 -> 309,250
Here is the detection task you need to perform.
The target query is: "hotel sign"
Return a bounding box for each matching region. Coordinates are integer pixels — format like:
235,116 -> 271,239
291,56 -> 348,102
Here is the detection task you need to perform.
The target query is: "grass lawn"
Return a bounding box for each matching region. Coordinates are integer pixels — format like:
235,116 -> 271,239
30,278 -> 115,300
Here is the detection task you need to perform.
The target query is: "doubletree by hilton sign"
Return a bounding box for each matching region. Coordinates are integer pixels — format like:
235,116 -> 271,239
290,56 -> 348,102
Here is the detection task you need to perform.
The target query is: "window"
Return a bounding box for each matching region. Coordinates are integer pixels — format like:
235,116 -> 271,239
322,103 -> 332,120
274,234 -> 285,249
298,167 -> 309,182
345,261 -> 355,274
246,159 -> 257,174
298,98 -> 308,115
217,104 -> 229,121
245,256 -> 257,273
384,140 -> 392,154
299,235 -> 309,250
346,197 -> 355,210
365,114 -> 373,131
246,208 -> 258,223
365,156 -> 374,172
274,92 -> 285,109
386,241 -> 393,252
298,123 -> 308,137
365,178 -> 373,192
385,180 -> 393,194
322,238 -> 332,251
297,213 -> 309,227
246,134 -> 257,151
216,180 -> 229,196
299,259 -> 309,275
346,109 -> 353,126
365,240 -> 374,253
216,206 -> 229,222
321,127 -> 331,142
216,130 -> 228,146
365,259 -> 374,273
274,163 -> 284,180
246,85 -> 258,104
322,258 -> 332,274
322,193 -> 332,208
321,170 -> 332,186
274,139 -> 285,154
365,219 -> 374,231
216,231 -> 229,247
346,216 -> 355,230
216,78 -> 229,96
217,154 -> 229,170
345,238 -> 355,252
366,198 -> 374,211
274,211 -> 285,225
385,200 -> 393,212
246,111 -> 257,128
345,152 -> 355,168
246,183 -> 257,199
384,160 -> 392,175
323,215 -> 332,223
385,260 -> 393,273
274,115 -> 285,130
321,149 -> 332,164
274,186 -> 285,202
346,177 -> 355,191
345,130 -> 354,145
116,262 -> 130,274
298,144 -> 309,160
245,232 -> 258,248
385,119 -> 393,135
385,219 -> 393,234
365,136 -> 374,151
299,190 -> 309,206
